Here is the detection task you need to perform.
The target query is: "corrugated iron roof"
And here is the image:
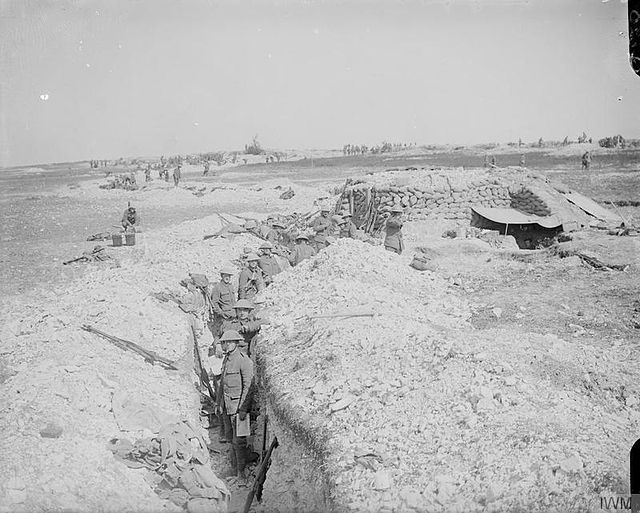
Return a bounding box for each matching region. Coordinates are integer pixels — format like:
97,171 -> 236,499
560,190 -> 623,223
471,207 -> 563,229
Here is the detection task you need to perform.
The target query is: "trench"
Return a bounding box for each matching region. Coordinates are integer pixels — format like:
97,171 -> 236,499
188,279 -> 333,513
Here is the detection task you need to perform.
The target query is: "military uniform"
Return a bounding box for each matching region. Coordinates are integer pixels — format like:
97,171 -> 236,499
221,317 -> 262,355
289,242 -> 317,266
258,254 -> 281,284
340,220 -> 358,238
217,347 -> 254,475
264,227 -> 280,245
238,267 -> 265,300
209,280 -> 236,337
311,214 -> 332,235
121,208 -> 140,231
384,216 -> 404,254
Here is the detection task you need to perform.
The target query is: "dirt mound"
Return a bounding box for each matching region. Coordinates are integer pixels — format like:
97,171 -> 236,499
255,238 -> 638,512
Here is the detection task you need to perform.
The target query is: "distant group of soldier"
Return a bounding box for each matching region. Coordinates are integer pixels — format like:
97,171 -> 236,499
342,142 -> 416,156
89,160 -> 108,168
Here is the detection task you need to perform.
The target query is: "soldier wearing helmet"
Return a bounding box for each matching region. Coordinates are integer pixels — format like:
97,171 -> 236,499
384,206 -> 405,254
263,219 -> 285,245
217,329 -> 254,479
289,233 -> 316,266
208,266 -> 237,338
258,241 -> 281,284
221,299 -> 263,355
238,253 -> 265,300
121,204 -> 140,232
311,206 -> 332,236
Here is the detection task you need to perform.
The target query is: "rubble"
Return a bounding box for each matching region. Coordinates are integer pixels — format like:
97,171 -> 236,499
255,238 -> 638,512
0,213 -> 270,513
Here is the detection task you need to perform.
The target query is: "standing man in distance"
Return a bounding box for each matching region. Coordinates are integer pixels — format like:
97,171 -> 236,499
384,206 -> 405,255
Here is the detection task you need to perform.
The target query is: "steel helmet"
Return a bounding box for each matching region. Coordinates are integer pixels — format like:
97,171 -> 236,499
272,221 -> 285,228
234,299 -> 255,310
246,252 -> 260,261
220,330 -> 243,342
259,241 -> 274,250
296,233 -> 309,241
220,266 -> 235,275
320,206 -> 331,213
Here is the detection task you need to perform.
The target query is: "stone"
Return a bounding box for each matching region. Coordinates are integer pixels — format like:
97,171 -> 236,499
40,422 -> 64,438
559,453 -> 583,473
373,470 -> 392,490
399,487 -> 423,509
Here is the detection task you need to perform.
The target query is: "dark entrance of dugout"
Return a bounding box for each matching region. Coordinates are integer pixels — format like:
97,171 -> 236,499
470,207 -> 564,249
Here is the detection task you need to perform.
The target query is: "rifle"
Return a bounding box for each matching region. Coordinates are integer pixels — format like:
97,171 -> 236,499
242,436 -> 279,513
191,324 -> 217,405
63,255 -> 89,265
81,325 -> 177,370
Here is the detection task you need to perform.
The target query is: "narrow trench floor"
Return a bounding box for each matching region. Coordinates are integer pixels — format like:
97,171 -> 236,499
205,416 -> 262,513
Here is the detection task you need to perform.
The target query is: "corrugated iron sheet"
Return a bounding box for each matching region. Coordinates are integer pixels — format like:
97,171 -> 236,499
560,190 -> 623,223
471,207 -> 563,229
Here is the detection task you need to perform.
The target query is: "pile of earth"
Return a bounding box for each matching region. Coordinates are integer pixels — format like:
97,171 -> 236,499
254,238 -> 639,512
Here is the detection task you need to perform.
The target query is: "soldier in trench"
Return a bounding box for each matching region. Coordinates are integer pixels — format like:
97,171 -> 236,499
238,253 -> 265,300
208,267 -> 237,339
289,233 -> 317,266
384,206 -> 405,255
257,241 -> 282,285
217,329 -> 254,480
221,299 -> 263,355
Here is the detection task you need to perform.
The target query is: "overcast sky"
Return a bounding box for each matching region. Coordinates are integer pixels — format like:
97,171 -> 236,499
0,0 -> 637,167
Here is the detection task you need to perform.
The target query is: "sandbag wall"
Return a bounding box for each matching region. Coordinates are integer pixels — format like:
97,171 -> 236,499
508,186 -> 552,216
334,173 -> 570,233
336,176 -> 513,232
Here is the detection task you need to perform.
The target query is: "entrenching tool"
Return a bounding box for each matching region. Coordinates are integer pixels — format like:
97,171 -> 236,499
81,325 -> 177,370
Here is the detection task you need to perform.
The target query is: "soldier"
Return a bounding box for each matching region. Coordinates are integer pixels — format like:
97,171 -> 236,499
311,234 -> 327,252
331,215 -> 345,236
144,163 -> 152,182
340,213 -> 358,238
384,206 -> 405,254
289,234 -> 316,266
173,164 -> 182,187
203,161 -> 210,176
238,253 -> 265,300
209,267 -> 237,338
217,330 -> 254,479
258,241 -> 282,285
582,151 -> 592,170
265,220 -> 284,245
519,154 -> 526,167
121,205 -> 140,232
490,155 -> 497,168
221,300 -> 262,355
311,207 -> 332,236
